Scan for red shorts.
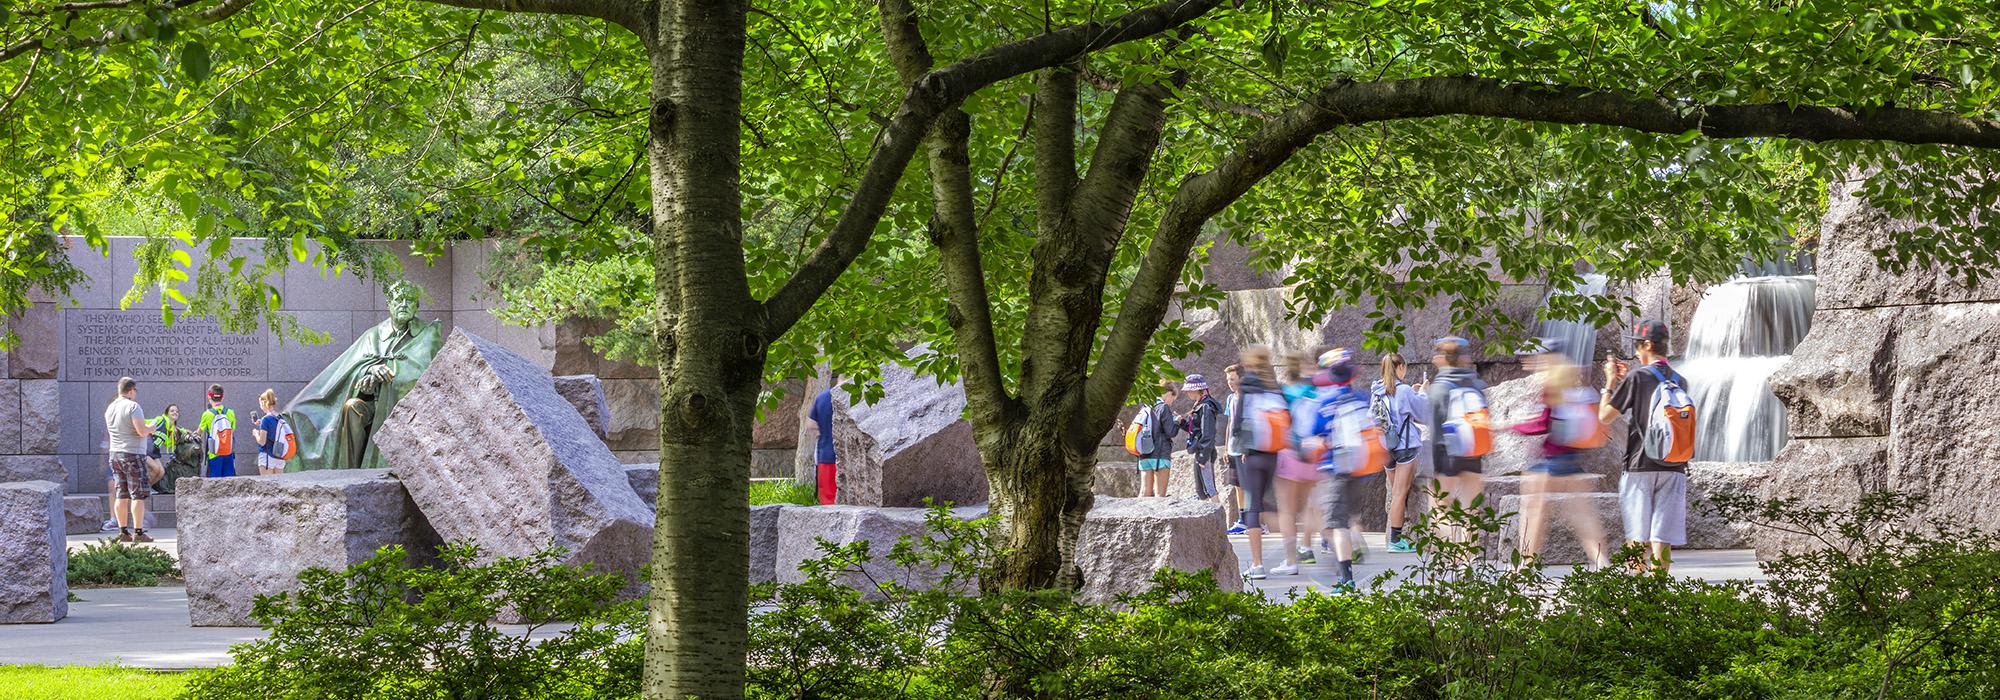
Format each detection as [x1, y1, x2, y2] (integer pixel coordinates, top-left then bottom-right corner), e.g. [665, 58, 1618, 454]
[816, 463, 836, 505]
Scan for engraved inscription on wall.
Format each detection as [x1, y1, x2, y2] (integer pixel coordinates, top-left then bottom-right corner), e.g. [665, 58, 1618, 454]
[66, 311, 268, 382]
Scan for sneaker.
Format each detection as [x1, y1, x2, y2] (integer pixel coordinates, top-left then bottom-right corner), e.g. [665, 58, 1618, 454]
[1330, 578, 1358, 592]
[1226, 522, 1248, 535]
[101, 519, 118, 532]
[117, 531, 133, 543]
[1351, 543, 1368, 565]
[1271, 562, 1300, 576]
[132, 530, 155, 544]
[1319, 536, 1333, 553]
[1387, 539, 1417, 554]
[1242, 565, 1268, 580]
[1296, 548, 1317, 564]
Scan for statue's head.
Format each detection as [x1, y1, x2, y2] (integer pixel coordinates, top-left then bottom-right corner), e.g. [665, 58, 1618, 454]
[388, 281, 421, 326]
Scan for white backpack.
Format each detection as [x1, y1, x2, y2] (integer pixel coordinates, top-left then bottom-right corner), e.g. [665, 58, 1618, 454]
[1641, 366, 1697, 463]
[1440, 382, 1493, 458]
[1549, 387, 1607, 449]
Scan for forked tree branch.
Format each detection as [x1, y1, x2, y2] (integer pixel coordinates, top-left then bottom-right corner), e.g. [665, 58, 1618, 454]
[1086, 74, 2000, 426]
[761, 0, 1229, 338]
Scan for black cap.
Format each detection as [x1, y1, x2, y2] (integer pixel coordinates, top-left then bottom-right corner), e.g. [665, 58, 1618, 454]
[1624, 320, 1670, 350]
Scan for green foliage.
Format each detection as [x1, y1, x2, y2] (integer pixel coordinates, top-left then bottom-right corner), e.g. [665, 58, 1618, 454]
[179, 544, 642, 700]
[66, 539, 180, 587]
[0, 664, 190, 699]
[748, 479, 817, 506]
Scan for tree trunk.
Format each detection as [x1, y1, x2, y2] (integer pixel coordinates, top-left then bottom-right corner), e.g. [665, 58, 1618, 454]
[641, 0, 763, 697]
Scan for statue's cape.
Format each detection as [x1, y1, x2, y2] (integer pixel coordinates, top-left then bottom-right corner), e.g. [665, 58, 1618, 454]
[284, 316, 444, 470]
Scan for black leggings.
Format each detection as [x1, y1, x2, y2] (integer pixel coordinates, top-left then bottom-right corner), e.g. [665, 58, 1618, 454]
[1239, 451, 1278, 530]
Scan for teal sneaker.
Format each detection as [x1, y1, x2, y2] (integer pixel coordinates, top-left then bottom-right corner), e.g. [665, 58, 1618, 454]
[1387, 539, 1417, 554]
[1297, 548, 1317, 564]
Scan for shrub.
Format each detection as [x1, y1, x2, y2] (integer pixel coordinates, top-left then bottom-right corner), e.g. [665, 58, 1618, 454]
[749, 478, 816, 506]
[179, 545, 642, 700]
[67, 539, 180, 587]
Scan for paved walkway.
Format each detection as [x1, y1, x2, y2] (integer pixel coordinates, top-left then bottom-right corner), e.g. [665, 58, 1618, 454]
[15, 530, 1763, 670]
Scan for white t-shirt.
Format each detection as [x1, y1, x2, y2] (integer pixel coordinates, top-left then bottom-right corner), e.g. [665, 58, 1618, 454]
[104, 396, 146, 455]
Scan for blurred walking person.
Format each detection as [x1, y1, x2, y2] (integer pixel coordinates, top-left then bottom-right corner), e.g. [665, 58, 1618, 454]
[1271, 353, 1325, 574]
[1232, 346, 1286, 580]
[1507, 340, 1610, 568]
[1425, 337, 1491, 544]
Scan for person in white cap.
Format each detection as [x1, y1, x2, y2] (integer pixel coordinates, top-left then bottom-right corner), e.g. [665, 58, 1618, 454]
[1180, 374, 1222, 503]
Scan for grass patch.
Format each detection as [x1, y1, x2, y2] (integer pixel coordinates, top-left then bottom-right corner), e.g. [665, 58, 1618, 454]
[749, 478, 816, 506]
[0, 665, 188, 699]
[67, 539, 180, 587]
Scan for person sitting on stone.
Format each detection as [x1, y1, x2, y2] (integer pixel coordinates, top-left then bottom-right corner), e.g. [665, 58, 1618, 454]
[285, 281, 445, 470]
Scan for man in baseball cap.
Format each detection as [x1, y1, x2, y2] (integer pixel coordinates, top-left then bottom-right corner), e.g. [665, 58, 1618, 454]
[1600, 319, 1691, 573]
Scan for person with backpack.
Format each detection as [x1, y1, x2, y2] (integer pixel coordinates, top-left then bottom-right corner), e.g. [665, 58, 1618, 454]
[1180, 375, 1222, 503]
[1600, 320, 1696, 573]
[1220, 365, 1247, 533]
[1271, 353, 1326, 574]
[254, 389, 299, 475]
[1307, 354, 1389, 589]
[1507, 341, 1609, 568]
[1425, 337, 1491, 543]
[1232, 345, 1285, 580]
[197, 384, 239, 478]
[1127, 380, 1181, 497]
[1371, 353, 1427, 553]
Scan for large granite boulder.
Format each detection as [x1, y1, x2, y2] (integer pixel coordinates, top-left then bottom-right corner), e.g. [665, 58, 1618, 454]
[1684, 462, 1770, 550]
[1882, 302, 2000, 527]
[0, 379, 19, 454]
[1480, 375, 1624, 486]
[0, 481, 67, 623]
[1753, 437, 1890, 558]
[19, 379, 57, 455]
[1094, 462, 1139, 498]
[178, 470, 440, 626]
[748, 504, 787, 584]
[1075, 497, 1242, 603]
[0, 455, 65, 486]
[1813, 174, 2000, 310]
[552, 375, 613, 440]
[1489, 492, 1618, 565]
[63, 495, 106, 535]
[1768, 307, 1898, 438]
[798, 353, 987, 508]
[377, 330, 654, 585]
[772, 505, 987, 597]
[624, 463, 658, 505]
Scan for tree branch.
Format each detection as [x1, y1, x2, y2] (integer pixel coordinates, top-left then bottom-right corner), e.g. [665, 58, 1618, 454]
[417, 0, 653, 42]
[874, 0, 1017, 417]
[1085, 74, 2000, 426]
[760, 0, 1228, 338]
[1033, 66, 1079, 237]
[2, 0, 253, 62]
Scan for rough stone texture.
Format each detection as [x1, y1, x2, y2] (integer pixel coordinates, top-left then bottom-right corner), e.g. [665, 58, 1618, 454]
[1205, 239, 1290, 292]
[1489, 492, 1619, 565]
[7, 303, 60, 379]
[624, 463, 658, 505]
[750, 449, 795, 479]
[1885, 302, 2000, 526]
[1768, 307, 1898, 438]
[62, 494, 105, 535]
[600, 378, 660, 452]
[1480, 375, 1624, 487]
[773, 505, 988, 597]
[1094, 462, 1139, 498]
[0, 379, 19, 455]
[799, 352, 987, 507]
[377, 330, 655, 584]
[0, 480, 67, 623]
[1754, 438, 1889, 558]
[753, 380, 805, 449]
[19, 380, 58, 455]
[1684, 462, 1770, 550]
[178, 470, 440, 626]
[1075, 497, 1243, 604]
[552, 374, 613, 439]
[1814, 176, 2000, 311]
[748, 504, 786, 584]
[0, 455, 64, 486]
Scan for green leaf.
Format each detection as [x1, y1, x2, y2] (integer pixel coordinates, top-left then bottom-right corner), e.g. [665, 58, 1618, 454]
[180, 42, 212, 85]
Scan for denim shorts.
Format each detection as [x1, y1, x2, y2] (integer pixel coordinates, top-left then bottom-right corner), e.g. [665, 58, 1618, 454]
[1527, 452, 1584, 477]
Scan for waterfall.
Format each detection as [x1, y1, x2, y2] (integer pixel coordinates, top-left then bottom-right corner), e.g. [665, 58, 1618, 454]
[1676, 275, 1817, 462]
[1536, 273, 1608, 368]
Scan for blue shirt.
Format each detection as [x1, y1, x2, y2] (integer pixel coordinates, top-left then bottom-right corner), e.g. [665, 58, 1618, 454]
[259, 414, 281, 457]
[810, 389, 836, 464]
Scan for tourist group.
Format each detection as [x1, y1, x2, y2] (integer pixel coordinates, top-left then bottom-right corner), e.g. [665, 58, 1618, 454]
[1126, 320, 1695, 588]
[99, 380, 299, 543]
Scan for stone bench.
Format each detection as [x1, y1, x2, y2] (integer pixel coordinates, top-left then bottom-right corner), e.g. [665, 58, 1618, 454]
[1075, 497, 1241, 603]
[178, 470, 440, 626]
[773, 505, 988, 597]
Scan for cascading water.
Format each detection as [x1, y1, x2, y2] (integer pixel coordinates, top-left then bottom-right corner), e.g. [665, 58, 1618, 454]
[1536, 273, 1608, 368]
[1676, 273, 1817, 462]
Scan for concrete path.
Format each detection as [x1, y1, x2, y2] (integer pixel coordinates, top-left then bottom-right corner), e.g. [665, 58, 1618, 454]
[13, 530, 1763, 670]
[67, 528, 180, 558]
